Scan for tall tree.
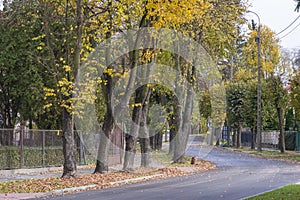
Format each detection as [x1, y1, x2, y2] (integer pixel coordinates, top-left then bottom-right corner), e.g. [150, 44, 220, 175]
[0, 0, 45, 128]
[267, 76, 289, 153]
[33, 0, 88, 178]
[227, 82, 247, 148]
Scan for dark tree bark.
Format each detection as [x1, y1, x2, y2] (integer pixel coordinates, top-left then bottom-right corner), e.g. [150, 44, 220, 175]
[251, 127, 255, 150]
[168, 112, 176, 155]
[61, 0, 83, 178]
[122, 20, 153, 171]
[277, 107, 285, 153]
[140, 90, 151, 168]
[94, 110, 114, 173]
[61, 107, 77, 178]
[123, 54, 151, 171]
[237, 121, 242, 148]
[173, 66, 195, 163]
[94, 6, 114, 173]
[232, 130, 237, 147]
[123, 86, 145, 171]
[270, 76, 287, 153]
[94, 74, 114, 173]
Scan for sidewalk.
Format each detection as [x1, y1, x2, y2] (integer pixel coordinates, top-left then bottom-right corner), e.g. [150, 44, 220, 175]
[0, 192, 45, 200]
[0, 165, 94, 183]
[0, 165, 94, 200]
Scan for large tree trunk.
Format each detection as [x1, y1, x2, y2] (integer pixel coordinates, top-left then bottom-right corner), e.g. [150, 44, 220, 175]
[173, 66, 194, 163]
[123, 23, 153, 171]
[237, 121, 242, 148]
[168, 112, 176, 155]
[140, 90, 151, 168]
[277, 107, 285, 153]
[62, 107, 77, 178]
[94, 19, 114, 173]
[232, 130, 237, 147]
[123, 87, 144, 171]
[227, 126, 231, 146]
[61, 0, 82, 178]
[172, 106, 184, 163]
[123, 62, 151, 171]
[94, 113, 114, 173]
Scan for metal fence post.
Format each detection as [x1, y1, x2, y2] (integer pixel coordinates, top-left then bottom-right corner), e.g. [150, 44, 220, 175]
[7, 130, 12, 169]
[20, 126, 24, 168]
[296, 132, 300, 152]
[42, 131, 45, 167]
[77, 131, 82, 165]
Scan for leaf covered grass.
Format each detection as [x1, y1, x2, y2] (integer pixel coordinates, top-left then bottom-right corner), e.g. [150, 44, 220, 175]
[0, 150, 215, 194]
[224, 146, 300, 163]
[151, 150, 194, 167]
[247, 184, 300, 200]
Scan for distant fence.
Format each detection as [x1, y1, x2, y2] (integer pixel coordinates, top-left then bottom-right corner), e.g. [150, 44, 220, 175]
[261, 131, 279, 148]
[240, 130, 300, 150]
[0, 127, 123, 170]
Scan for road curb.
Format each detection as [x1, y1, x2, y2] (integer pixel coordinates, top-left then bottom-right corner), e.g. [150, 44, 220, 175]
[47, 184, 99, 196]
[108, 174, 163, 185]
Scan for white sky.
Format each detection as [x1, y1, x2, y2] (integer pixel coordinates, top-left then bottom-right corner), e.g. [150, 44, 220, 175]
[249, 0, 300, 50]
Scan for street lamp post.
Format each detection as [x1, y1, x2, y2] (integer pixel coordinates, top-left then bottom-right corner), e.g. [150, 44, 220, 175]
[248, 10, 262, 152]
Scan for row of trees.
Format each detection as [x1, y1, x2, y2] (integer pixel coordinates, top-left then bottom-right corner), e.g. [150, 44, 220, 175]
[226, 23, 300, 153]
[0, 0, 300, 178]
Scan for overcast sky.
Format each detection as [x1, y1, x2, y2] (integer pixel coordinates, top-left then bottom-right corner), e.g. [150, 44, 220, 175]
[250, 0, 300, 50]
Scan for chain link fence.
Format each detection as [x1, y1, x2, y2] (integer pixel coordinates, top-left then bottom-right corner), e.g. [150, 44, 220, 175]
[0, 128, 123, 170]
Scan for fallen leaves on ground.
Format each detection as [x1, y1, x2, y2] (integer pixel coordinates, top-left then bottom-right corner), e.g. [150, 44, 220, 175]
[0, 160, 216, 194]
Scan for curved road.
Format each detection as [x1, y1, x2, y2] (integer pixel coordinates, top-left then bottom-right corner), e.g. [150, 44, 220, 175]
[42, 136, 300, 200]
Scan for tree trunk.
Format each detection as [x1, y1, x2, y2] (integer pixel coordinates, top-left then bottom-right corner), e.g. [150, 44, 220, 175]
[277, 107, 285, 153]
[168, 113, 176, 155]
[140, 90, 151, 168]
[157, 132, 163, 150]
[94, 47, 114, 173]
[173, 66, 194, 163]
[232, 130, 237, 147]
[94, 110, 114, 173]
[93, 0, 115, 173]
[61, 107, 77, 178]
[227, 127, 231, 146]
[237, 121, 242, 148]
[251, 127, 255, 150]
[61, 0, 82, 178]
[123, 86, 145, 171]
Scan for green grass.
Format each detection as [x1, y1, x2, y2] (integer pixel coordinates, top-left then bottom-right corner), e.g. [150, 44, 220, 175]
[223, 146, 300, 163]
[260, 150, 287, 155]
[224, 146, 289, 155]
[247, 185, 300, 200]
[282, 156, 300, 161]
[151, 150, 193, 167]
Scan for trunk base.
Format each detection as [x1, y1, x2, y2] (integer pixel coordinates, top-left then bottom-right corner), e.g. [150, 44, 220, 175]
[94, 160, 109, 174]
[61, 170, 77, 178]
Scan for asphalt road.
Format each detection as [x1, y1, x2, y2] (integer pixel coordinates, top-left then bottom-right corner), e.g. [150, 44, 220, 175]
[40, 136, 300, 200]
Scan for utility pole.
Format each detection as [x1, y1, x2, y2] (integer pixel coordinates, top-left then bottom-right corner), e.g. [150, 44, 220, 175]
[248, 11, 262, 152]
